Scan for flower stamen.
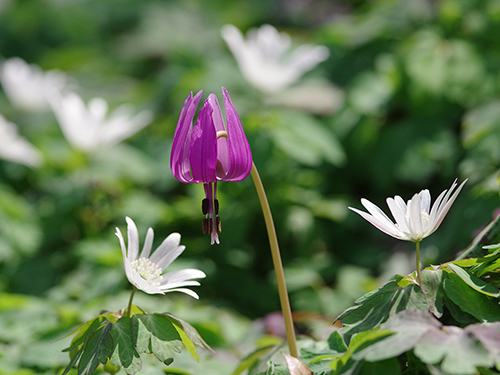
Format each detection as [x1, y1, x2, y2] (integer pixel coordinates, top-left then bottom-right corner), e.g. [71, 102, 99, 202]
[130, 258, 163, 287]
[216, 130, 228, 139]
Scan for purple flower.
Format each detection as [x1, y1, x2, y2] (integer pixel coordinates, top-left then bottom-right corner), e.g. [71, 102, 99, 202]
[170, 87, 252, 244]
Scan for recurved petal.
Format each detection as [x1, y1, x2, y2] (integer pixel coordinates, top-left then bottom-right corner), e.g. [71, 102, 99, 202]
[189, 104, 217, 183]
[221, 87, 252, 181]
[349, 206, 403, 239]
[360, 199, 397, 229]
[125, 216, 140, 262]
[170, 90, 203, 183]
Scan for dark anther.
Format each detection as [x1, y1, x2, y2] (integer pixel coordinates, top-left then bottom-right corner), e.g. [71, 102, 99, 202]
[202, 198, 209, 215]
[216, 217, 222, 233]
[214, 199, 219, 215]
[202, 218, 212, 234]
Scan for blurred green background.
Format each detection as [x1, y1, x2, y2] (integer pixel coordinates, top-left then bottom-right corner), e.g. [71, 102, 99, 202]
[0, 0, 499, 374]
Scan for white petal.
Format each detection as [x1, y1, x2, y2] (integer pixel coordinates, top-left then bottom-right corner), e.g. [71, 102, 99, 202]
[360, 199, 398, 229]
[116, 227, 133, 283]
[164, 288, 200, 299]
[161, 269, 206, 285]
[140, 227, 154, 259]
[408, 193, 424, 240]
[419, 190, 431, 214]
[429, 179, 467, 234]
[349, 207, 405, 240]
[387, 197, 409, 233]
[150, 232, 184, 269]
[125, 216, 139, 262]
[0, 115, 43, 167]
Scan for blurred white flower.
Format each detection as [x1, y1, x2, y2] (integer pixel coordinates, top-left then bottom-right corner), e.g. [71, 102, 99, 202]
[0, 114, 43, 167]
[349, 179, 467, 242]
[221, 24, 330, 92]
[49, 92, 152, 152]
[116, 216, 206, 298]
[0, 57, 69, 111]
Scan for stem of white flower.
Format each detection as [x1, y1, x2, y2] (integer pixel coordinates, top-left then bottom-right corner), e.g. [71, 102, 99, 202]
[250, 162, 298, 358]
[415, 241, 422, 286]
[125, 287, 137, 318]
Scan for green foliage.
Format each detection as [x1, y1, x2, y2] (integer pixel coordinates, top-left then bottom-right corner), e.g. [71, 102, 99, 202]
[61, 308, 210, 375]
[1, 0, 500, 374]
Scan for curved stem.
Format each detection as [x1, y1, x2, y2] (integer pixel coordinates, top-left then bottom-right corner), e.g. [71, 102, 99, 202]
[415, 241, 422, 286]
[250, 162, 298, 358]
[126, 287, 137, 318]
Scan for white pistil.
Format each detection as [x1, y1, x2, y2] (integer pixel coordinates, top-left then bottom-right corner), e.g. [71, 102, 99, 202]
[130, 258, 163, 287]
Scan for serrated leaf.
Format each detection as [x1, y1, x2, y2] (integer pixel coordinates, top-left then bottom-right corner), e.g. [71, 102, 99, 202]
[132, 314, 182, 364]
[445, 263, 499, 297]
[329, 329, 393, 373]
[328, 331, 347, 353]
[110, 317, 142, 375]
[61, 346, 83, 375]
[78, 323, 113, 375]
[443, 272, 500, 322]
[164, 313, 213, 361]
[337, 275, 429, 336]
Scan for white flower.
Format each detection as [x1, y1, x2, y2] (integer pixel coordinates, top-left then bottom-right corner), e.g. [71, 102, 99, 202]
[0, 57, 68, 111]
[349, 179, 467, 242]
[116, 217, 206, 298]
[0, 114, 43, 167]
[49, 92, 152, 152]
[221, 24, 329, 93]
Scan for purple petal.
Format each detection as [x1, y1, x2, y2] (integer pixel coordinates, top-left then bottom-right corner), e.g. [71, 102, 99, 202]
[207, 94, 230, 178]
[170, 90, 203, 183]
[189, 103, 217, 183]
[221, 87, 252, 181]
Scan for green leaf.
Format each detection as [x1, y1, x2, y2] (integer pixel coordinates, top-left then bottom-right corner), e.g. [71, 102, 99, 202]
[164, 314, 212, 361]
[270, 110, 345, 167]
[353, 310, 441, 362]
[231, 345, 280, 375]
[336, 275, 430, 336]
[132, 314, 182, 363]
[329, 329, 394, 374]
[420, 267, 444, 318]
[78, 323, 113, 375]
[336, 280, 399, 335]
[61, 346, 83, 375]
[414, 324, 492, 374]
[328, 331, 347, 353]
[109, 317, 142, 375]
[355, 358, 401, 375]
[443, 272, 500, 322]
[445, 263, 499, 297]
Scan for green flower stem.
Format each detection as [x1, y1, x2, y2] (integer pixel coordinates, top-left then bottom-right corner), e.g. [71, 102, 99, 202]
[250, 162, 298, 358]
[125, 286, 137, 318]
[415, 241, 422, 286]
